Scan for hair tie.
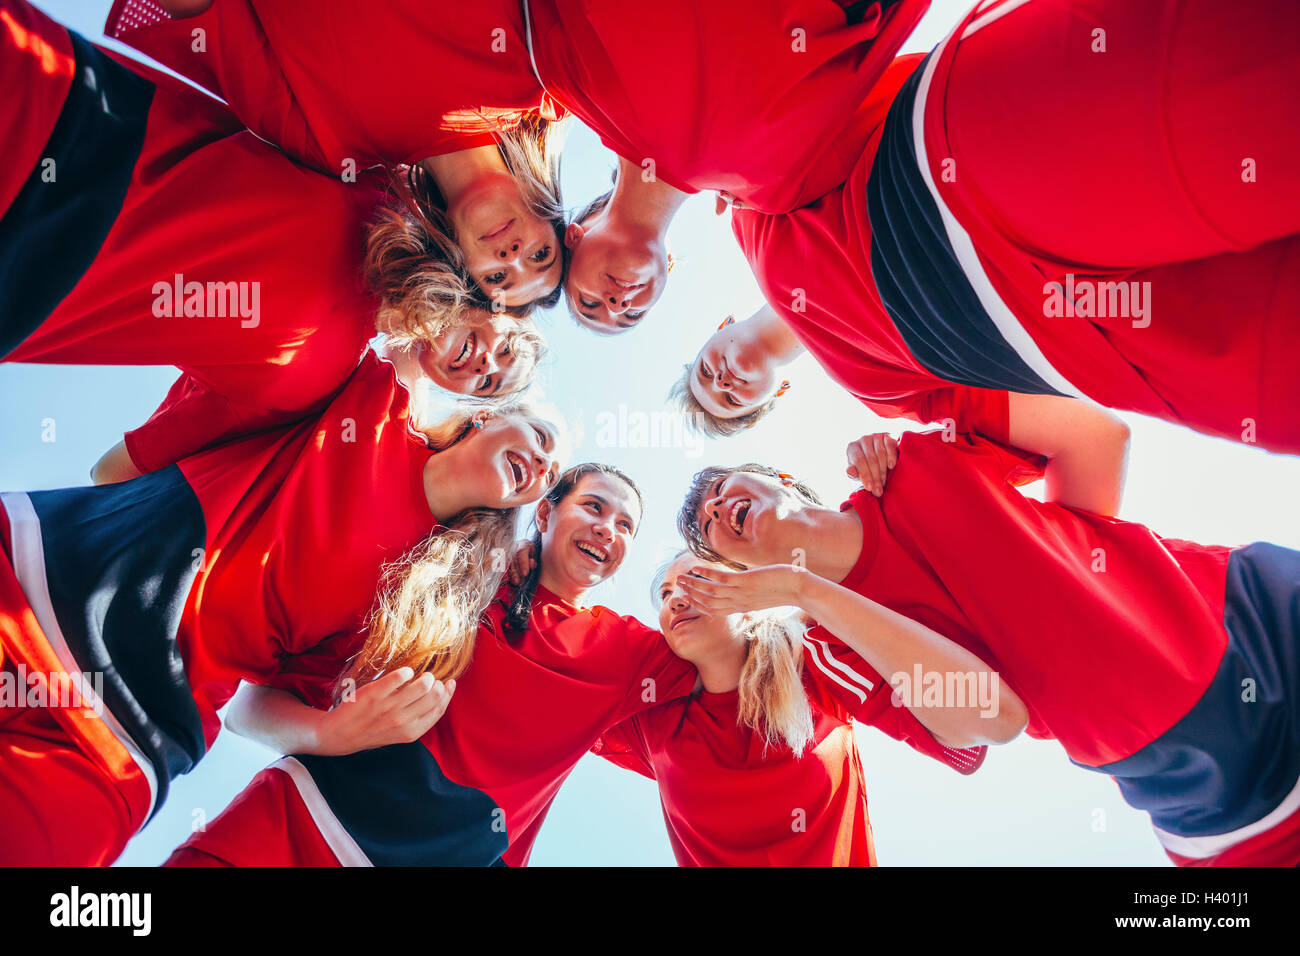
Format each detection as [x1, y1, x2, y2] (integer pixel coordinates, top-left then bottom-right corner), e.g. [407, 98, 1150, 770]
[777, 472, 796, 488]
[776, 380, 791, 397]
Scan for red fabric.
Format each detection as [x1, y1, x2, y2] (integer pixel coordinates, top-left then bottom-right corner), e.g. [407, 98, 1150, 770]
[0, 689, 143, 866]
[4, 16, 383, 468]
[528, 0, 929, 213]
[170, 589, 698, 866]
[105, 0, 554, 171]
[173, 352, 439, 743]
[0, 0, 74, 218]
[592, 670, 879, 866]
[731, 53, 1013, 439]
[166, 766, 341, 867]
[833, 431, 1232, 768]
[1165, 802, 1300, 867]
[923, 0, 1300, 452]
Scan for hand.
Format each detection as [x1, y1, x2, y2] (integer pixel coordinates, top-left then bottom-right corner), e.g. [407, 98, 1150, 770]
[846, 432, 899, 497]
[713, 190, 748, 215]
[675, 564, 804, 616]
[507, 539, 537, 586]
[318, 667, 455, 755]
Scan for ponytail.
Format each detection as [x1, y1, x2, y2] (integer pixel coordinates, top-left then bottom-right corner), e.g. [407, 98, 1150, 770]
[735, 612, 816, 756]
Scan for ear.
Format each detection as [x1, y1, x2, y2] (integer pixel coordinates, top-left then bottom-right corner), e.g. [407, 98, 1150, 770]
[469, 409, 492, 431]
[563, 222, 584, 249]
[535, 496, 554, 533]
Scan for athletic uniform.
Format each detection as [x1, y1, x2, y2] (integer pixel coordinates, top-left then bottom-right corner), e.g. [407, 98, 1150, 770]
[524, 0, 929, 213]
[104, 0, 561, 173]
[1, 0, 385, 470]
[0, 352, 444, 865]
[740, 0, 1300, 452]
[592, 636, 984, 866]
[828, 429, 1300, 865]
[163, 586, 698, 866]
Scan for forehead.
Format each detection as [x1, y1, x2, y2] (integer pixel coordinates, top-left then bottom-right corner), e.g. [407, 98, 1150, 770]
[570, 472, 640, 518]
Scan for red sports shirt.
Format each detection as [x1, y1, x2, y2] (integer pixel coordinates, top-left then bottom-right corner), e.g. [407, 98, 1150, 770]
[528, 0, 929, 213]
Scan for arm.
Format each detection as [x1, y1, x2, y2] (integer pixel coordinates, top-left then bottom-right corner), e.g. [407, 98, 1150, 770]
[225, 669, 454, 756]
[1006, 393, 1130, 516]
[678, 566, 1028, 749]
[90, 440, 144, 485]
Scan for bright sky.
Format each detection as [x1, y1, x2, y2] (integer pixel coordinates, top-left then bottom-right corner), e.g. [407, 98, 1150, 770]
[5, 0, 1299, 866]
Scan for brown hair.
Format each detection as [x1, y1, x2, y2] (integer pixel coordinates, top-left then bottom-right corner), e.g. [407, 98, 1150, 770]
[676, 464, 823, 569]
[668, 363, 779, 438]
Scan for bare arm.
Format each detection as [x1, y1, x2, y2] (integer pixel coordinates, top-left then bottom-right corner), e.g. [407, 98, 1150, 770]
[225, 669, 454, 756]
[678, 566, 1028, 748]
[1006, 393, 1130, 516]
[90, 440, 144, 485]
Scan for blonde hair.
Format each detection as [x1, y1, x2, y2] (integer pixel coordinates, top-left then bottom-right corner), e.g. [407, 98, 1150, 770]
[655, 554, 815, 754]
[668, 363, 778, 438]
[365, 116, 567, 325]
[338, 401, 553, 693]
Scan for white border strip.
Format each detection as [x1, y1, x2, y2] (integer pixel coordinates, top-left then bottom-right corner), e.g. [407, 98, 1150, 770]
[1, 491, 159, 819]
[272, 757, 374, 867]
[909, 21, 1087, 400]
[962, 0, 1035, 38]
[804, 638, 873, 703]
[1153, 768, 1300, 859]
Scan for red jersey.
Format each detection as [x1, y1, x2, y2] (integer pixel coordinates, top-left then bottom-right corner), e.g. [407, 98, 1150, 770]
[5, 1, 384, 470]
[167, 587, 699, 867]
[527, 0, 929, 213]
[592, 634, 982, 866]
[105, 0, 559, 171]
[836, 430, 1233, 768]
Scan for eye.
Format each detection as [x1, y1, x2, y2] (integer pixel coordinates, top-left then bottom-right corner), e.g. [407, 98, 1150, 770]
[476, 376, 494, 394]
[618, 520, 633, 533]
[530, 244, 552, 263]
[725, 393, 743, 408]
[700, 362, 713, 381]
[498, 342, 513, 358]
[580, 295, 600, 310]
[585, 501, 601, 513]
[532, 424, 550, 449]
[484, 271, 506, 285]
[624, 310, 645, 321]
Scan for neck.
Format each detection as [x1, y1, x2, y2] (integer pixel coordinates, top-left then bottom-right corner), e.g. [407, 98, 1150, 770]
[788, 507, 865, 584]
[692, 637, 748, 694]
[536, 558, 587, 607]
[421, 447, 481, 523]
[421, 145, 505, 203]
[608, 156, 689, 238]
[748, 303, 804, 366]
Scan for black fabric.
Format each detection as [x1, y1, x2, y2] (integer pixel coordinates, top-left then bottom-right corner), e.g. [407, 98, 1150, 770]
[29, 466, 208, 816]
[0, 28, 154, 358]
[296, 745, 511, 867]
[1096, 543, 1300, 838]
[867, 52, 1062, 396]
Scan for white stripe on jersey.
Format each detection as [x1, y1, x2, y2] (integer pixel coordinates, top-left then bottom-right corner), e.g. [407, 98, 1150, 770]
[909, 21, 1088, 401]
[272, 757, 374, 867]
[803, 637, 875, 704]
[1, 491, 160, 821]
[962, 0, 1035, 38]
[1153, 768, 1300, 859]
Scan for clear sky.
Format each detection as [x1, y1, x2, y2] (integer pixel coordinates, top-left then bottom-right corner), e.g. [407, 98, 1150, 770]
[6, 0, 1299, 866]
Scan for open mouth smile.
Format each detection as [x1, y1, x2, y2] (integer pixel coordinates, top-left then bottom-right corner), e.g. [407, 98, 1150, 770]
[728, 498, 751, 536]
[450, 331, 478, 372]
[575, 539, 610, 565]
[505, 450, 528, 492]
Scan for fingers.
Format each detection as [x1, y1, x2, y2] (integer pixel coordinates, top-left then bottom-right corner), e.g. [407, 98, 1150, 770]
[846, 433, 899, 497]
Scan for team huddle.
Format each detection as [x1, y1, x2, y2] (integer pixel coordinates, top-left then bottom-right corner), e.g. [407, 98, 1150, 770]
[1, 0, 1298, 867]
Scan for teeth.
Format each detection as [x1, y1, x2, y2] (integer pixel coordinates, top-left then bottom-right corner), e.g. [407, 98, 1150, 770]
[506, 451, 524, 487]
[728, 498, 750, 535]
[576, 541, 609, 563]
[450, 332, 476, 371]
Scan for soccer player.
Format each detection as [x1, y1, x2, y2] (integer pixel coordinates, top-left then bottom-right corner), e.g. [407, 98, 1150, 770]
[0, 348, 562, 865]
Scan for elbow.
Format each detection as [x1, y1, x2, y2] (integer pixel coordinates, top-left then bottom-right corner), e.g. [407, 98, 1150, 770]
[985, 681, 1029, 745]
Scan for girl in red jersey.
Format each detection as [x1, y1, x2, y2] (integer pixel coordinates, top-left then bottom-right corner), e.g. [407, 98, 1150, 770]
[104, 0, 929, 328]
[1, 0, 548, 472]
[732, 0, 1300, 454]
[591, 550, 1021, 866]
[161, 463, 703, 866]
[676, 412, 1300, 866]
[0, 348, 563, 865]
[105, 0, 566, 309]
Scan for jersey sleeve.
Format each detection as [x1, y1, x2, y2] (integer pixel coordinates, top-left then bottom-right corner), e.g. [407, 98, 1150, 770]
[612, 612, 698, 720]
[802, 630, 987, 775]
[261, 632, 358, 711]
[862, 385, 1012, 445]
[590, 715, 657, 781]
[123, 373, 252, 474]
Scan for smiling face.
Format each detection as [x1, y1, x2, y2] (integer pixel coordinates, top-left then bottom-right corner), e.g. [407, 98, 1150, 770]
[563, 210, 668, 333]
[444, 414, 561, 510]
[689, 322, 782, 419]
[537, 471, 643, 596]
[420, 310, 536, 398]
[694, 470, 807, 568]
[656, 553, 739, 663]
[446, 169, 561, 307]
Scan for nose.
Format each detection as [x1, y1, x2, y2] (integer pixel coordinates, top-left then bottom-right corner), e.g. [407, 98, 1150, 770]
[668, 589, 690, 612]
[472, 348, 499, 376]
[496, 240, 523, 263]
[532, 449, 554, 485]
[705, 495, 725, 528]
[590, 519, 614, 543]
